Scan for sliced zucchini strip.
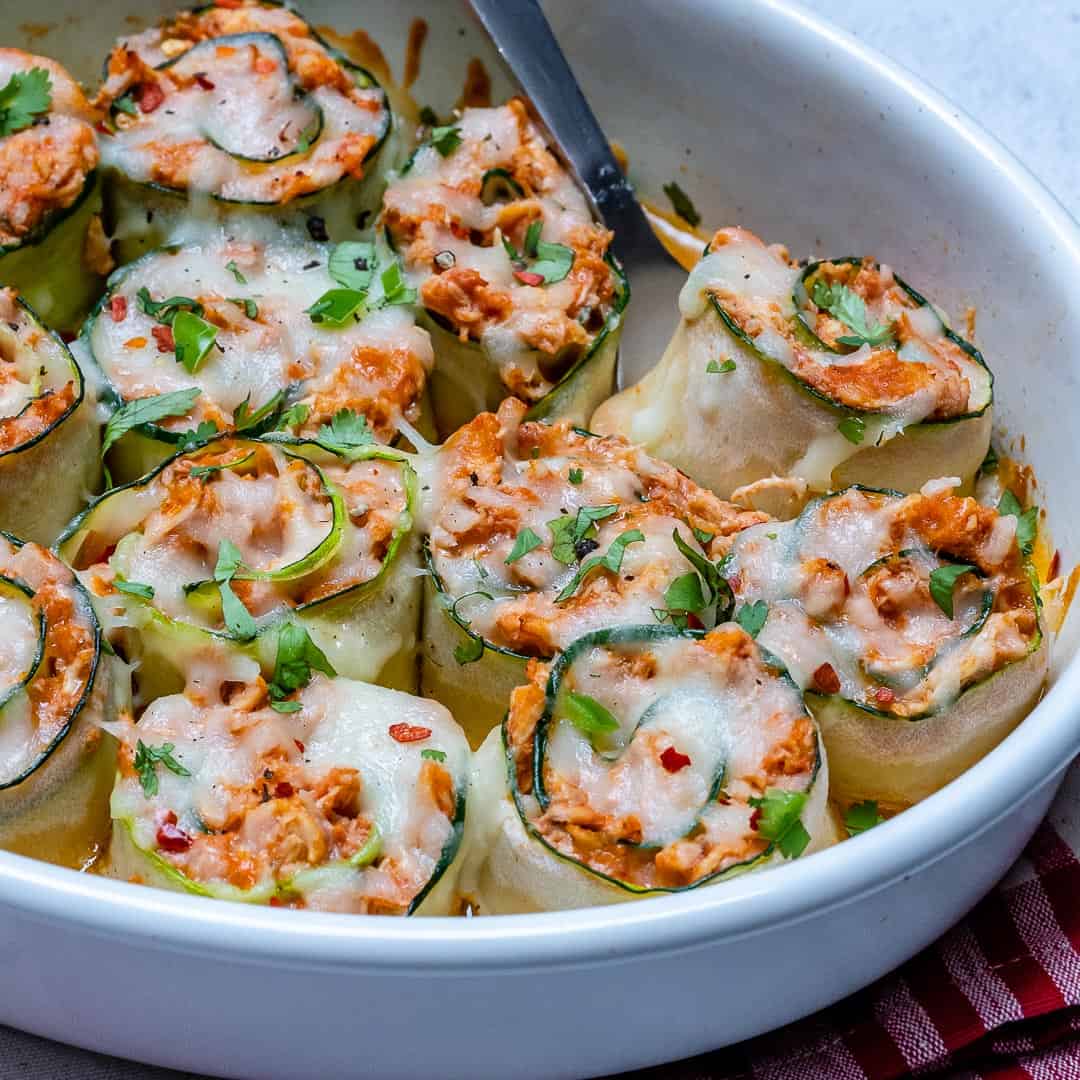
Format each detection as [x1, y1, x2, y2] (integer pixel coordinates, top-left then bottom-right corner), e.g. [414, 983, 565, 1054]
[107, 668, 469, 914]
[381, 99, 628, 435]
[85, 234, 433, 483]
[0, 532, 126, 866]
[724, 483, 1047, 805]
[57, 436, 421, 697]
[0, 290, 100, 545]
[0, 49, 105, 332]
[593, 228, 993, 507]
[459, 624, 835, 914]
[98, 0, 398, 262]
[420, 398, 766, 745]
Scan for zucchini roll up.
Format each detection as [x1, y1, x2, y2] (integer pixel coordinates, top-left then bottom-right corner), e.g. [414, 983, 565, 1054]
[422, 398, 766, 744]
[0, 49, 106, 332]
[0, 289, 99, 545]
[724, 483, 1047, 805]
[58, 436, 421, 699]
[594, 228, 993, 513]
[381, 100, 628, 435]
[462, 625, 835, 913]
[108, 657, 469, 914]
[99, 0, 396, 263]
[85, 233, 432, 483]
[0, 532, 126, 866]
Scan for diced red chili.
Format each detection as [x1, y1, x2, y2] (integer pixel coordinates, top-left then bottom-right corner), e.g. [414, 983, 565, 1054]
[194, 73, 216, 91]
[513, 270, 545, 287]
[268, 896, 284, 907]
[253, 55, 277, 75]
[389, 723, 432, 743]
[684, 613, 705, 631]
[136, 82, 165, 114]
[1050, 549, 1062, 580]
[749, 808, 762, 831]
[109, 295, 128, 323]
[156, 811, 192, 853]
[659, 746, 692, 773]
[294, 739, 305, 754]
[812, 662, 841, 695]
[274, 781, 294, 799]
[873, 686, 896, 706]
[151, 324, 175, 353]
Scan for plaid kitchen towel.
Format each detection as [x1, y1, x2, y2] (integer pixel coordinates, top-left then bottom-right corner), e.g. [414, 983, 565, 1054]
[625, 760, 1080, 1080]
[3, 763, 1080, 1080]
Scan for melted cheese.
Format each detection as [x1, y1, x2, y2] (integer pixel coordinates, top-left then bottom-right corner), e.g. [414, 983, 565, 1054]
[90, 233, 433, 440]
[112, 672, 468, 912]
[729, 486, 1038, 715]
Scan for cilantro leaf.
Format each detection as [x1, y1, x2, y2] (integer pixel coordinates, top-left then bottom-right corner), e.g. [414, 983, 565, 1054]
[135, 288, 203, 325]
[749, 789, 809, 858]
[505, 526, 542, 565]
[232, 392, 282, 433]
[998, 490, 1038, 557]
[225, 260, 247, 284]
[316, 409, 374, 455]
[421, 748, 447, 762]
[102, 389, 201, 459]
[175, 419, 219, 451]
[530, 241, 574, 284]
[844, 799, 884, 837]
[276, 403, 310, 431]
[928, 563, 977, 619]
[172, 310, 218, 374]
[562, 690, 619, 743]
[706, 358, 736, 374]
[306, 288, 367, 326]
[662, 181, 700, 227]
[555, 529, 644, 603]
[133, 739, 190, 798]
[524, 220, 542, 259]
[568, 467, 584, 485]
[115, 578, 155, 600]
[671, 528, 732, 618]
[430, 124, 462, 157]
[328, 241, 376, 291]
[735, 599, 769, 638]
[227, 297, 258, 320]
[378, 261, 417, 306]
[837, 415, 866, 445]
[213, 540, 255, 639]
[664, 571, 706, 615]
[268, 622, 336, 704]
[692, 527, 714, 546]
[811, 279, 894, 348]
[453, 634, 484, 665]
[547, 515, 578, 565]
[0, 68, 52, 137]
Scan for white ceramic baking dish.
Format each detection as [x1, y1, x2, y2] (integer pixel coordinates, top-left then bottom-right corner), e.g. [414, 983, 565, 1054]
[2, 1, 1079, 1076]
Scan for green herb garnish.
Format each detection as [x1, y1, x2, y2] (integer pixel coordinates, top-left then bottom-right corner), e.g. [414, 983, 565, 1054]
[227, 297, 258, 320]
[562, 690, 619, 743]
[102, 389, 201, 460]
[555, 529, 644, 603]
[316, 408, 374, 454]
[837, 415, 866, 445]
[214, 540, 256, 640]
[749, 789, 810, 858]
[928, 563, 977, 619]
[997, 490, 1038, 558]
[172, 311, 219, 374]
[735, 599, 768, 638]
[135, 288, 204, 325]
[811, 279, 894, 348]
[568, 467, 584, 485]
[306, 288, 367, 326]
[662, 180, 700, 227]
[0, 68, 51, 137]
[430, 124, 462, 157]
[115, 578, 155, 600]
[844, 799, 885, 837]
[225, 260, 247, 284]
[706, 358, 736, 374]
[421, 748, 447, 762]
[134, 739, 190, 798]
[268, 621, 336, 706]
[505, 526, 542, 565]
[328, 241, 376, 291]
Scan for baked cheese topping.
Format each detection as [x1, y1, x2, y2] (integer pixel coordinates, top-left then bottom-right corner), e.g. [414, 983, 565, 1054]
[0, 533, 97, 784]
[99, 1, 387, 205]
[680, 228, 991, 427]
[382, 100, 620, 401]
[69, 438, 411, 637]
[428, 398, 766, 657]
[91, 235, 432, 441]
[0, 49, 98, 249]
[506, 625, 819, 890]
[726, 484, 1039, 717]
[111, 670, 468, 913]
[0, 288, 82, 454]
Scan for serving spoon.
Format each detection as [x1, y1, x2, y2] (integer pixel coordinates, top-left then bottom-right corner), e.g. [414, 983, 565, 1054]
[466, 0, 688, 386]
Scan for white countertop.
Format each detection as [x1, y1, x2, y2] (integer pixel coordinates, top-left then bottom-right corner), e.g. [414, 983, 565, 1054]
[1, 3, 1077, 1077]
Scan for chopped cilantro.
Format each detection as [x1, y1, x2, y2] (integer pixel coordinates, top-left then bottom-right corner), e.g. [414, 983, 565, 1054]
[735, 599, 768, 638]
[749, 789, 810, 858]
[225, 260, 247, 284]
[276, 403, 310, 431]
[837, 415, 866, 445]
[102, 389, 201, 460]
[505, 526, 543, 564]
[115, 578, 154, 600]
[328, 241, 376, 291]
[530, 241, 575, 284]
[134, 739, 190, 798]
[453, 634, 484, 665]
[844, 799, 885, 837]
[227, 297, 258, 319]
[811, 278, 894, 348]
[430, 124, 462, 157]
[568, 467, 584, 485]
[662, 180, 700, 227]
[0, 67, 51, 137]
[928, 563, 976, 619]
[998, 490, 1038, 557]
[306, 288, 366, 327]
[379, 261, 418, 306]
[555, 529, 644, 603]
[562, 690, 619, 743]
[706, 358, 736, 374]
[214, 540, 255, 640]
[316, 409, 374, 455]
[268, 621, 336, 706]
[421, 748, 447, 762]
[172, 311, 218, 374]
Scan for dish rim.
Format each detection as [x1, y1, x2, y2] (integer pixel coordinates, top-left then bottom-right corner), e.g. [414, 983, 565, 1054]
[2, 0, 1079, 972]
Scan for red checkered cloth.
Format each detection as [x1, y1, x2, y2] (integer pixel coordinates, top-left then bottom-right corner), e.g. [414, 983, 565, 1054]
[630, 763, 1080, 1080]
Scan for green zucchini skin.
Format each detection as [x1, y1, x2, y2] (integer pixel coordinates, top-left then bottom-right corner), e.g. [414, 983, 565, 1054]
[422, 254, 629, 439]
[0, 172, 106, 334]
[458, 624, 836, 914]
[106, 673, 469, 914]
[99, 4, 402, 266]
[0, 296, 101, 547]
[724, 485, 1047, 806]
[593, 247, 992, 509]
[56, 436, 422, 697]
[0, 533, 129, 868]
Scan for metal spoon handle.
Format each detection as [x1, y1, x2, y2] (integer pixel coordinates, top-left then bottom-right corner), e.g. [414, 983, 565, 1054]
[465, 0, 660, 264]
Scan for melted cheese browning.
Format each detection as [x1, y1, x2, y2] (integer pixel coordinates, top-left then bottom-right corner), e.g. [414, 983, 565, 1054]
[679, 228, 991, 423]
[98, 1, 387, 205]
[0, 49, 98, 249]
[382, 100, 618, 400]
[0, 534, 96, 783]
[112, 671, 467, 912]
[729, 485, 1040, 717]
[429, 398, 766, 657]
[506, 626, 818, 890]
[72, 439, 410, 635]
[0, 289, 81, 453]
[91, 236, 432, 440]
